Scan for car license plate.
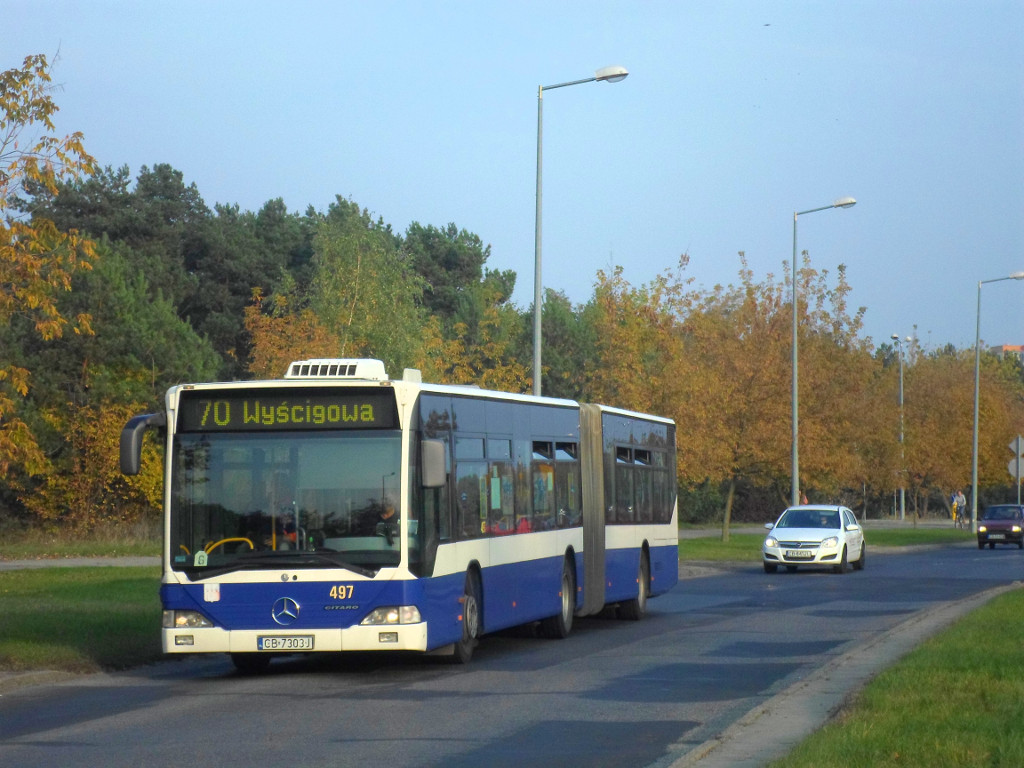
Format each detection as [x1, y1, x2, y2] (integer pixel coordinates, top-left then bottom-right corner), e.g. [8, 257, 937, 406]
[257, 635, 314, 651]
[785, 550, 814, 559]
[989, 534, 1006, 540]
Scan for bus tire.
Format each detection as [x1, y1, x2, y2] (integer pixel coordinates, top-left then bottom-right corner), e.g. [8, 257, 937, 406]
[453, 570, 481, 664]
[619, 552, 649, 621]
[540, 556, 576, 639]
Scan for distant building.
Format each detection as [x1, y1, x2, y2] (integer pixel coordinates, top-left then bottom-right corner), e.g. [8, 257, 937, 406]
[992, 345, 1024, 363]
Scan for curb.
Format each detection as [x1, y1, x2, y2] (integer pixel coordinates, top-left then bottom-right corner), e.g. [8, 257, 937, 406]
[0, 670, 79, 695]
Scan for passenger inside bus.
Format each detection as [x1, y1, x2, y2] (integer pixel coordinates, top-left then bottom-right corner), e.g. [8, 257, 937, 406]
[375, 495, 399, 545]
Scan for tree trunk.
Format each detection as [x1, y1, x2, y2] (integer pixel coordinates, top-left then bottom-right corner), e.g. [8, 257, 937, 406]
[721, 477, 736, 542]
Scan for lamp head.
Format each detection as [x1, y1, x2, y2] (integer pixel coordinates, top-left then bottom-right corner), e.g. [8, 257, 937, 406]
[891, 334, 899, 341]
[833, 197, 857, 209]
[1011, 271, 1024, 280]
[595, 65, 629, 83]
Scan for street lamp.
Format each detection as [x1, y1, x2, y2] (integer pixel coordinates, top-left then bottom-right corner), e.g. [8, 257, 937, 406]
[970, 270, 1024, 532]
[791, 197, 857, 506]
[533, 65, 629, 396]
[891, 333, 911, 520]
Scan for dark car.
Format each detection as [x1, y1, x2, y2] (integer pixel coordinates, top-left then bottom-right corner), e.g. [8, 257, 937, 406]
[977, 504, 1024, 549]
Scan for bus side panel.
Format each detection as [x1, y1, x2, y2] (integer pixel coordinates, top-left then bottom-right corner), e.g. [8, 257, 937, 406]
[648, 542, 679, 597]
[428, 532, 584, 640]
[603, 546, 641, 604]
[418, 570, 468, 650]
[603, 525, 679, 604]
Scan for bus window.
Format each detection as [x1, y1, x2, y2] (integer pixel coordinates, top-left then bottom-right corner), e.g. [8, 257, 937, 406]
[487, 462, 515, 534]
[455, 460, 487, 538]
[555, 442, 581, 527]
[636, 468, 653, 522]
[532, 463, 555, 528]
[614, 447, 634, 523]
[652, 451, 674, 523]
[531, 441, 555, 529]
[488, 438, 512, 460]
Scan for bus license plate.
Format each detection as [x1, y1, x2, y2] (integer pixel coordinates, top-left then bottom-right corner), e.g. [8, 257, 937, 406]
[785, 550, 814, 559]
[257, 635, 314, 651]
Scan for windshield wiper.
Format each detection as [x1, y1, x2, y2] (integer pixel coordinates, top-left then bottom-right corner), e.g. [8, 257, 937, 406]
[183, 550, 376, 579]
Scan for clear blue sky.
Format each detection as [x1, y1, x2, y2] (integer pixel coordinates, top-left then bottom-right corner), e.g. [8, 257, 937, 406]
[7, 0, 1023, 351]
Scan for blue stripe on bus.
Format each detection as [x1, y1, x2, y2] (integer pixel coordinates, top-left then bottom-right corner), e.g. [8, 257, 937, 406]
[161, 543, 676, 651]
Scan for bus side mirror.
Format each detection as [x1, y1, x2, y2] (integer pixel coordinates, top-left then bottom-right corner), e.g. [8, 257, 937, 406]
[120, 412, 166, 475]
[421, 439, 447, 488]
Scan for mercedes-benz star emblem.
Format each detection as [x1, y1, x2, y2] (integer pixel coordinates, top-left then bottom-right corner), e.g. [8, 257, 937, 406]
[271, 597, 300, 626]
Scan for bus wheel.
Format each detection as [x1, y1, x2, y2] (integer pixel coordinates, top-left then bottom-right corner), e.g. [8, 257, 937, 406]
[540, 556, 575, 639]
[231, 653, 271, 674]
[619, 552, 649, 621]
[453, 570, 481, 664]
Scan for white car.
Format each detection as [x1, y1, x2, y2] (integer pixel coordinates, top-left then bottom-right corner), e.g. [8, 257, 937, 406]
[762, 504, 865, 574]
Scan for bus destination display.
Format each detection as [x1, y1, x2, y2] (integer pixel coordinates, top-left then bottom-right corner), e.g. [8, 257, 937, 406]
[177, 390, 397, 432]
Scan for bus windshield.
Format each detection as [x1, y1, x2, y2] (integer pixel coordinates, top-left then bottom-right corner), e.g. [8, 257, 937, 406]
[170, 430, 403, 575]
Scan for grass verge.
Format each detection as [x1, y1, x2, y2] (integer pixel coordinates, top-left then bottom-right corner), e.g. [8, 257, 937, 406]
[0, 527, 160, 560]
[680, 527, 974, 562]
[770, 587, 1024, 767]
[0, 566, 162, 672]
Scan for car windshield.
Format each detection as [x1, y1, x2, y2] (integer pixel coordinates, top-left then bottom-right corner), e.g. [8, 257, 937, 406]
[776, 509, 840, 529]
[982, 506, 1022, 521]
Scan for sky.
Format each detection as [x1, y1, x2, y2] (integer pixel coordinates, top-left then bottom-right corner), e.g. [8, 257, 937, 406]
[6, 0, 1024, 351]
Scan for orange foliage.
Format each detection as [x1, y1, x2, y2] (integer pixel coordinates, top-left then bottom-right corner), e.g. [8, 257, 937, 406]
[1, 53, 97, 487]
[23, 401, 161, 530]
[244, 289, 339, 379]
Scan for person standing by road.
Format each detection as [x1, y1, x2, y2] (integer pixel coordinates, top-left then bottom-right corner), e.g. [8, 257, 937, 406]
[955, 489, 968, 525]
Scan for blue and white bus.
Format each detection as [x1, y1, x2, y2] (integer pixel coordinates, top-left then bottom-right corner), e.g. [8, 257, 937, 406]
[120, 359, 678, 670]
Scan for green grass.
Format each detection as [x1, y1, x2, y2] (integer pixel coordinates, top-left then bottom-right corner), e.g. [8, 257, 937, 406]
[770, 588, 1024, 767]
[0, 528, 160, 560]
[681, 534, 767, 561]
[680, 526, 974, 561]
[0, 567, 163, 672]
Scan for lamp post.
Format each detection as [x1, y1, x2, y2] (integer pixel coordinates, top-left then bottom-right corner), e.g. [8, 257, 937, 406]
[791, 197, 857, 506]
[891, 333, 910, 520]
[970, 271, 1024, 532]
[533, 65, 628, 396]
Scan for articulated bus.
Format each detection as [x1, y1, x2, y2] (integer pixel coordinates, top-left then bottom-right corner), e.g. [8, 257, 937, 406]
[120, 359, 678, 671]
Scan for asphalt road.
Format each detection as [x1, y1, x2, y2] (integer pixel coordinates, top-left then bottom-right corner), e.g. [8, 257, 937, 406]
[1, 541, 1021, 768]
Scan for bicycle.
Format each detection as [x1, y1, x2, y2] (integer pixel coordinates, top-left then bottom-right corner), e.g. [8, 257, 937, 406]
[954, 507, 972, 530]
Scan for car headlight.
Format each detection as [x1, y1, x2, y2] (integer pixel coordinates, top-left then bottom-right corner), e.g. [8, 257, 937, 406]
[764, 536, 779, 548]
[163, 610, 213, 629]
[978, 525, 987, 533]
[360, 606, 422, 625]
[1013, 526, 1022, 533]
[821, 536, 839, 548]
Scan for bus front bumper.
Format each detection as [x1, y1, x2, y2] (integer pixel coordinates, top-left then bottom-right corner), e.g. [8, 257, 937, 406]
[162, 623, 429, 655]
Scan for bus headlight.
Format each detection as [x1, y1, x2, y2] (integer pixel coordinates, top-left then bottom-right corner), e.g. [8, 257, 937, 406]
[163, 610, 213, 629]
[360, 606, 422, 625]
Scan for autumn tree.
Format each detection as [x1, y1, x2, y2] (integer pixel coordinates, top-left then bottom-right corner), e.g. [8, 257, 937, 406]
[587, 264, 695, 416]
[1, 54, 96, 495]
[791, 258, 877, 501]
[414, 289, 530, 392]
[244, 286, 338, 379]
[679, 258, 793, 538]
